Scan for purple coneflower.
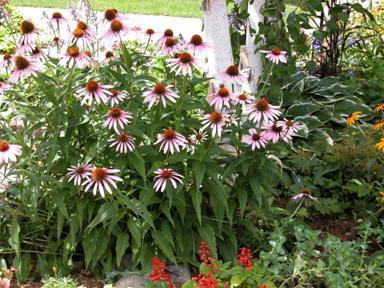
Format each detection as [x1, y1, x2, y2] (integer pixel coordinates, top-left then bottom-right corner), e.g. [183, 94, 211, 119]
[66, 163, 92, 186]
[277, 119, 301, 139]
[59, 47, 91, 68]
[108, 133, 135, 153]
[0, 82, 11, 96]
[104, 107, 132, 133]
[201, 111, 228, 137]
[108, 90, 127, 106]
[49, 11, 67, 25]
[0, 53, 13, 70]
[166, 52, 200, 76]
[218, 65, 246, 85]
[158, 28, 174, 44]
[9, 56, 43, 83]
[208, 86, 234, 110]
[100, 19, 129, 48]
[155, 129, 187, 154]
[190, 128, 208, 145]
[0, 140, 22, 165]
[260, 48, 287, 64]
[241, 129, 268, 150]
[77, 79, 112, 105]
[291, 188, 318, 204]
[18, 20, 38, 45]
[83, 167, 123, 198]
[143, 83, 179, 108]
[262, 122, 285, 143]
[160, 37, 180, 55]
[153, 168, 183, 192]
[69, 28, 92, 49]
[234, 92, 254, 105]
[102, 51, 117, 64]
[245, 98, 281, 124]
[186, 34, 210, 54]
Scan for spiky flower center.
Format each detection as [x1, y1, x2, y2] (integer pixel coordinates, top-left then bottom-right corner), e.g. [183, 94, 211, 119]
[256, 99, 269, 112]
[104, 9, 117, 20]
[196, 133, 203, 140]
[111, 90, 119, 97]
[218, 87, 229, 98]
[154, 83, 166, 95]
[302, 188, 311, 194]
[271, 47, 281, 55]
[73, 28, 85, 38]
[75, 167, 85, 174]
[210, 112, 223, 124]
[77, 21, 88, 30]
[84, 50, 92, 57]
[86, 80, 99, 93]
[0, 140, 10, 152]
[146, 28, 155, 35]
[110, 20, 123, 32]
[68, 47, 80, 57]
[190, 34, 203, 46]
[14, 56, 29, 70]
[164, 29, 173, 37]
[3, 53, 11, 61]
[179, 52, 192, 64]
[110, 107, 122, 118]
[52, 12, 63, 19]
[105, 51, 114, 58]
[286, 120, 294, 127]
[163, 130, 176, 140]
[118, 134, 129, 142]
[252, 133, 261, 141]
[272, 124, 283, 133]
[53, 36, 60, 43]
[226, 65, 239, 76]
[92, 168, 106, 181]
[238, 93, 247, 101]
[32, 48, 40, 55]
[164, 37, 176, 47]
[161, 169, 172, 178]
[20, 20, 35, 34]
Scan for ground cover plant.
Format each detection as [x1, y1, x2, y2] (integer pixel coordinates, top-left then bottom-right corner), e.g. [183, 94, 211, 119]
[0, 0, 383, 287]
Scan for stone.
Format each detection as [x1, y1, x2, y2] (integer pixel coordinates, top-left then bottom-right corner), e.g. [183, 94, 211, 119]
[114, 273, 147, 288]
[167, 265, 191, 288]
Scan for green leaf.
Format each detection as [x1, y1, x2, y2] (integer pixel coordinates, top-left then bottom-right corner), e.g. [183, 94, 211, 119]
[191, 187, 202, 225]
[54, 194, 69, 219]
[116, 232, 130, 267]
[286, 102, 320, 117]
[128, 218, 142, 246]
[238, 185, 248, 219]
[86, 202, 118, 232]
[182, 280, 195, 288]
[198, 223, 217, 259]
[128, 151, 146, 183]
[231, 274, 247, 286]
[8, 217, 20, 257]
[194, 161, 206, 189]
[152, 230, 176, 263]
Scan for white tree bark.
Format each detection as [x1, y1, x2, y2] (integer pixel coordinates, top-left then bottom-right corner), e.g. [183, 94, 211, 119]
[244, 0, 265, 93]
[202, 0, 234, 78]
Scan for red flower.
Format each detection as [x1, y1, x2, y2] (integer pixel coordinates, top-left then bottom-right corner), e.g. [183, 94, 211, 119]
[197, 241, 217, 272]
[258, 285, 268, 288]
[148, 257, 174, 287]
[237, 248, 253, 271]
[192, 272, 218, 288]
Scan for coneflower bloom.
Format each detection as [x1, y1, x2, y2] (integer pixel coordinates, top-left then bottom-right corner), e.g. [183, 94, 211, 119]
[201, 111, 228, 137]
[0, 140, 22, 165]
[66, 163, 92, 186]
[234, 92, 254, 105]
[104, 107, 132, 133]
[0, 82, 11, 96]
[208, 86, 234, 110]
[76, 21, 94, 38]
[9, 55, 43, 83]
[108, 90, 127, 106]
[102, 51, 117, 63]
[374, 103, 384, 113]
[30, 47, 43, 60]
[160, 37, 180, 55]
[155, 129, 187, 154]
[242, 129, 268, 150]
[77, 79, 112, 105]
[158, 28, 174, 44]
[143, 28, 157, 40]
[0, 53, 12, 69]
[260, 47, 287, 64]
[99, 8, 126, 25]
[153, 168, 184, 192]
[186, 34, 210, 54]
[18, 20, 38, 45]
[376, 138, 384, 151]
[166, 52, 200, 76]
[69, 28, 92, 49]
[291, 188, 318, 204]
[83, 167, 123, 197]
[59, 47, 91, 68]
[190, 128, 208, 145]
[245, 98, 281, 124]
[143, 83, 179, 108]
[346, 111, 362, 127]
[277, 119, 301, 138]
[218, 65, 246, 85]
[49, 12, 67, 25]
[374, 120, 384, 130]
[100, 19, 129, 48]
[262, 122, 285, 143]
[108, 133, 135, 153]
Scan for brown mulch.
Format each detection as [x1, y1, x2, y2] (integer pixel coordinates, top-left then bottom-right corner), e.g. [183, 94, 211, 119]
[307, 216, 357, 241]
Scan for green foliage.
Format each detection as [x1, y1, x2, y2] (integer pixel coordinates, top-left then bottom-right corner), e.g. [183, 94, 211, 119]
[41, 277, 85, 288]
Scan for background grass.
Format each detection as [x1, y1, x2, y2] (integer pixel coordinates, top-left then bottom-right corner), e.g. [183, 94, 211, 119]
[12, 0, 299, 18]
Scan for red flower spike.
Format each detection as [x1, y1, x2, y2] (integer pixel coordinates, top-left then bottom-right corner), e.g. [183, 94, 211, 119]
[148, 257, 174, 287]
[237, 248, 253, 271]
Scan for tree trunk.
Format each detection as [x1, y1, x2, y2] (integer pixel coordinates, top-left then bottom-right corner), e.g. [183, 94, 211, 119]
[202, 0, 234, 78]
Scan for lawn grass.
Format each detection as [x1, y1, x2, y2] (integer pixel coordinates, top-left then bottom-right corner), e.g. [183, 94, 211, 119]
[12, 0, 299, 18]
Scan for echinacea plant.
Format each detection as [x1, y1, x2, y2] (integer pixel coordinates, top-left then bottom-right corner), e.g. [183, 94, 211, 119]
[0, 5, 358, 280]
